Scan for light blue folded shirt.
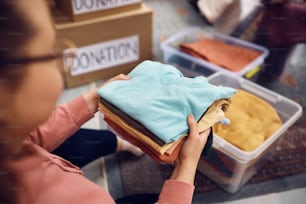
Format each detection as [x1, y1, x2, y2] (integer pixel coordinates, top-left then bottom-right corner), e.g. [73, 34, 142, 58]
[98, 60, 236, 143]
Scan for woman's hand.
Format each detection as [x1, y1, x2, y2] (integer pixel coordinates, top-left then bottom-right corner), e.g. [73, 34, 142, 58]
[83, 74, 131, 113]
[100, 74, 131, 88]
[170, 114, 210, 185]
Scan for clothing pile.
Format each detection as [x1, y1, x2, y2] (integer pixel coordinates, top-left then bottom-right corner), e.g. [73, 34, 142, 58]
[200, 89, 283, 180]
[98, 60, 236, 163]
[213, 89, 283, 151]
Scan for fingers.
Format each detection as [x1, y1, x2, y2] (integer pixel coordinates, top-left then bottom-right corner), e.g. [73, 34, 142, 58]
[177, 115, 211, 166]
[100, 74, 131, 89]
[188, 114, 210, 143]
[199, 128, 210, 144]
[110, 74, 130, 81]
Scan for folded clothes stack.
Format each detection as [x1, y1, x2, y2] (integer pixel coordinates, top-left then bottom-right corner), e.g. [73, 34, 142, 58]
[98, 60, 236, 163]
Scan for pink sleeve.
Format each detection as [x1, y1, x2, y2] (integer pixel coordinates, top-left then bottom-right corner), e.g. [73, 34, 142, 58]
[156, 180, 195, 204]
[26, 96, 94, 152]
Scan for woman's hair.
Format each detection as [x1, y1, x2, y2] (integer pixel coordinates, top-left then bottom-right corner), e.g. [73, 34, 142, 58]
[0, 0, 35, 59]
[0, 0, 35, 84]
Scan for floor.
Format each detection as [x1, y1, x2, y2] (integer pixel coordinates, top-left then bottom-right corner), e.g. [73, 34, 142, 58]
[56, 0, 306, 203]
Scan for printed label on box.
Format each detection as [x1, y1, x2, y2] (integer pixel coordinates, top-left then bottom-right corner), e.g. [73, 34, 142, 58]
[66, 35, 139, 76]
[72, 0, 141, 15]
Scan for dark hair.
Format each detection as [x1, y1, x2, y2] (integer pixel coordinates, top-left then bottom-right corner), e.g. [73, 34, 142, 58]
[0, 0, 36, 82]
[0, 0, 35, 58]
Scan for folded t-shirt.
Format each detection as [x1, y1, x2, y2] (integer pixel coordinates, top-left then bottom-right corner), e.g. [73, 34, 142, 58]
[98, 60, 236, 143]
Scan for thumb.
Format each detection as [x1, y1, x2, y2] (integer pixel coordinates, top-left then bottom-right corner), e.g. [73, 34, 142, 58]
[187, 114, 198, 137]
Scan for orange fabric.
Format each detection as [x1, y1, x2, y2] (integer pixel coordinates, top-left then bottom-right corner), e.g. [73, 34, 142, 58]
[104, 117, 184, 164]
[180, 38, 262, 71]
[164, 137, 185, 156]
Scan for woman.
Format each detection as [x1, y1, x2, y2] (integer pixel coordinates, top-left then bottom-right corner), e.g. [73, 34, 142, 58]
[0, 0, 210, 203]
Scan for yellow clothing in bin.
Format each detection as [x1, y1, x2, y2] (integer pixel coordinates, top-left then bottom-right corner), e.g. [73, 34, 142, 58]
[213, 89, 282, 151]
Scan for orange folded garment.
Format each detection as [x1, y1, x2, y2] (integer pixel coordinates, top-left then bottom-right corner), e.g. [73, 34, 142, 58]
[179, 38, 262, 72]
[105, 117, 185, 164]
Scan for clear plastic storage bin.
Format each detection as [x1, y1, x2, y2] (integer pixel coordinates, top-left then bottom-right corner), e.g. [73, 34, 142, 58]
[197, 72, 303, 193]
[161, 27, 269, 77]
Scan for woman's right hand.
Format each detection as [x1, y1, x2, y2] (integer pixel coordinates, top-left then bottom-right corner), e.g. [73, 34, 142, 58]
[170, 114, 210, 185]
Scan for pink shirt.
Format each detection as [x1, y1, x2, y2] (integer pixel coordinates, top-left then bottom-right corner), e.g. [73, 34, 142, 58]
[2, 96, 194, 204]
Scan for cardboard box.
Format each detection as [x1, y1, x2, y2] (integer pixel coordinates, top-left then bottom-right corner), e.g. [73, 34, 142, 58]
[197, 72, 302, 193]
[53, 3, 153, 88]
[54, 0, 142, 21]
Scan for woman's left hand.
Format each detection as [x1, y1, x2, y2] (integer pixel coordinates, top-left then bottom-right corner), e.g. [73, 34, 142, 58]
[83, 74, 131, 113]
